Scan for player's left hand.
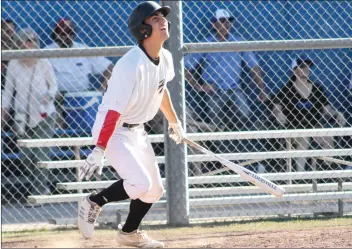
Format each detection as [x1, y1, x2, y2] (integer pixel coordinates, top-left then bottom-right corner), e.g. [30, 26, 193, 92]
[168, 121, 186, 144]
[79, 147, 105, 181]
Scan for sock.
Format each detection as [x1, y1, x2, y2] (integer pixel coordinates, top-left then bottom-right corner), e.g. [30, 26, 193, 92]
[89, 180, 129, 207]
[122, 199, 153, 233]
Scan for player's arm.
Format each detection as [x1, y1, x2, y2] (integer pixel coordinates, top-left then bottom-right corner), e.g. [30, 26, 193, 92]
[160, 88, 178, 123]
[96, 65, 136, 150]
[160, 88, 186, 144]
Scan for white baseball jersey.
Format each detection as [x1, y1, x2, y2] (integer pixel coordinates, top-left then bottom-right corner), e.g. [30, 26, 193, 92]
[91, 46, 175, 203]
[93, 46, 175, 131]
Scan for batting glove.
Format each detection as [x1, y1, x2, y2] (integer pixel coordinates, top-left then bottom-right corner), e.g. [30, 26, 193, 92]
[168, 121, 186, 144]
[79, 147, 105, 181]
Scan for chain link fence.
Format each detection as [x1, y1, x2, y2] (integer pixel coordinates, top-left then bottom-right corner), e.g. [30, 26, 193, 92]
[2, 0, 352, 231]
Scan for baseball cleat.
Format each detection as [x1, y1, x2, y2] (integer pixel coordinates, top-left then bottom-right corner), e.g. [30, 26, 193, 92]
[116, 229, 164, 248]
[78, 192, 101, 238]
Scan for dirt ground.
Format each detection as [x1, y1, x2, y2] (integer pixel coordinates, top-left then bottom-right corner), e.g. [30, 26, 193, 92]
[2, 218, 352, 248]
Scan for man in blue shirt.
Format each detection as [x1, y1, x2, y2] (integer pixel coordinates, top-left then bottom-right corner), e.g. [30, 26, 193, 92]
[185, 9, 266, 131]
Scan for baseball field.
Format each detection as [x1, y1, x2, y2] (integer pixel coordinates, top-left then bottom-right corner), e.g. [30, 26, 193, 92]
[2, 217, 352, 248]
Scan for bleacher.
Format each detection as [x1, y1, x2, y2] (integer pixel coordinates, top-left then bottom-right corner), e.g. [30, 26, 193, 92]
[1, 128, 93, 199]
[16, 128, 352, 225]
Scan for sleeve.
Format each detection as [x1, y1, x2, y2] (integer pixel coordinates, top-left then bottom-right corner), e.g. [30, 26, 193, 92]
[2, 61, 16, 110]
[96, 60, 138, 148]
[43, 59, 58, 100]
[243, 51, 259, 69]
[90, 56, 112, 75]
[102, 59, 137, 114]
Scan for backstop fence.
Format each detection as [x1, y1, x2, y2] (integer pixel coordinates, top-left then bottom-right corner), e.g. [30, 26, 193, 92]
[1, 0, 352, 231]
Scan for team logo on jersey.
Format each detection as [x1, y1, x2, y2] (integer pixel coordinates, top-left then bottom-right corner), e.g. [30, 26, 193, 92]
[158, 79, 166, 94]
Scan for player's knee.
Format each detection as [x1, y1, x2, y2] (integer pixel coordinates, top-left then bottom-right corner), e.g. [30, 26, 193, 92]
[152, 184, 165, 202]
[124, 177, 152, 200]
[140, 183, 165, 203]
[137, 181, 152, 197]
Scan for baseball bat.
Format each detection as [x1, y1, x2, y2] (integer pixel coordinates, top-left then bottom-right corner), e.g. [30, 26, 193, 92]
[183, 138, 285, 198]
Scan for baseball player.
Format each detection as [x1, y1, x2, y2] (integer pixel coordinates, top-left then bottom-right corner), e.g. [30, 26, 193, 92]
[77, 2, 185, 248]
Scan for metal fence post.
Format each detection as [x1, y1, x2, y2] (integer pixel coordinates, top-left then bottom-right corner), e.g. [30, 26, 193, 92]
[162, 0, 189, 226]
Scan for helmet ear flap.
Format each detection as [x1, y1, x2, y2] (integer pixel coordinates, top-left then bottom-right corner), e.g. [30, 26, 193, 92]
[138, 23, 152, 39]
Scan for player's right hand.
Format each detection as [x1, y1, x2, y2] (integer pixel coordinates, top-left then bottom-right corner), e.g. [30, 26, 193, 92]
[168, 121, 186, 144]
[79, 147, 105, 181]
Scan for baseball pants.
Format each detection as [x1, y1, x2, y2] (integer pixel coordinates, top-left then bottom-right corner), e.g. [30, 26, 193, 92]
[93, 124, 164, 203]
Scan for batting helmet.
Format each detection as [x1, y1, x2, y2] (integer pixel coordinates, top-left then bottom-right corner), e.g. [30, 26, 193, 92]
[128, 1, 171, 42]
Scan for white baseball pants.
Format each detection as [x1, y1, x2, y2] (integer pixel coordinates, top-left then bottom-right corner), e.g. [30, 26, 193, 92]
[93, 125, 164, 203]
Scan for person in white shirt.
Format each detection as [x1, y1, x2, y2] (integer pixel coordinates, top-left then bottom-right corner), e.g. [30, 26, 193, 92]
[45, 18, 114, 129]
[77, 2, 185, 248]
[1, 28, 58, 197]
[45, 18, 114, 93]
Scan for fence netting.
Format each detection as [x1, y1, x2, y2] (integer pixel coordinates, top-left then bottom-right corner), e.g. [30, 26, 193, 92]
[1, 0, 351, 231]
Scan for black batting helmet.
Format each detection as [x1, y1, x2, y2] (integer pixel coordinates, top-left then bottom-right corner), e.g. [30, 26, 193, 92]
[128, 1, 171, 42]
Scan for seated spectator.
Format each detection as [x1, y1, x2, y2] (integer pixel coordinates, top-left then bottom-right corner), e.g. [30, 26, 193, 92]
[271, 55, 346, 171]
[185, 9, 267, 132]
[45, 18, 114, 129]
[1, 28, 58, 198]
[2, 19, 18, 90]
[1, 19, 18, 131]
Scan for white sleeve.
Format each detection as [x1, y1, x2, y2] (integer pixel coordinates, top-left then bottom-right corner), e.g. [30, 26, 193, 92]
[103, 60, 137, 114]
[165, 49, 175, 82]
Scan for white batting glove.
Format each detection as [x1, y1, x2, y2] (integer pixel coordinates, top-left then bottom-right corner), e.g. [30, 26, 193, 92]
[168, 121, 186, 144]
[79, 147, 105, 181]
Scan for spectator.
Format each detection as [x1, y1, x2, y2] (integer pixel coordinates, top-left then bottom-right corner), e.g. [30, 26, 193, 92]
[271, 55, 346, 171]
[1, 28, 58, 198]
[45, 18, 114, 92]
[1, 19, 17, 50]
[2, 19, 18, 90]
[45, 18, 114, 129]
[185, 9, 267, 131]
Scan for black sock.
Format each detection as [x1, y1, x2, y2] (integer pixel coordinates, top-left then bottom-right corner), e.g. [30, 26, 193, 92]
[89, 180, 129, 207]
[122, 199, 153, 233]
